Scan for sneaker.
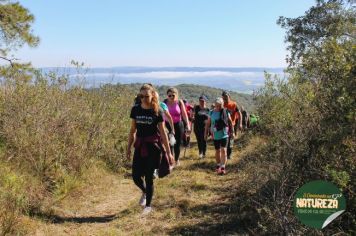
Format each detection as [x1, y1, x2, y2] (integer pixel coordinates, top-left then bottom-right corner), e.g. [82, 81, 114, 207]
[215, 166, 220, 173]
[176, 160, 180, 166]
[199, 153, 203, 159]
[219, 167, 226, 175]
[142, 206, 152, 215]
[139, 193, 146, 207]
[202, 154, 206, 159]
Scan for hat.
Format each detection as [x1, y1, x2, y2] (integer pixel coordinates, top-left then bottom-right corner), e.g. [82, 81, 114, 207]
[199, 95, 208, 101]
[222, 90, 230, 97]
[214, 97, 224, 105]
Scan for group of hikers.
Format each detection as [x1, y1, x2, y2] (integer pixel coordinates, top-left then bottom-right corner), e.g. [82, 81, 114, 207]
[126, 83, 254, 215]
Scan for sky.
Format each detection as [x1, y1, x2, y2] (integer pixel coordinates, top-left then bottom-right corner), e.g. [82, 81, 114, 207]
[16, 0, 316, 68]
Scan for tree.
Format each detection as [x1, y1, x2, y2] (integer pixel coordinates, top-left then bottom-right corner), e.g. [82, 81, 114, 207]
[0, 0, 39, 66]
[254, 0, 355, 234]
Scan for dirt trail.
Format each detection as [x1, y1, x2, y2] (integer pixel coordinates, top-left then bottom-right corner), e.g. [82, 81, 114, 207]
[29, 137, 250, 236]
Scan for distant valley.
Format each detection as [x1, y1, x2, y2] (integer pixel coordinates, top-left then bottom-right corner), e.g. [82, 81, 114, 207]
[41, 67, 285, 94]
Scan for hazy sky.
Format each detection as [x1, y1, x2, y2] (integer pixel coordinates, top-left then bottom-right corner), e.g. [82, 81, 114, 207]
[16, 0, 316, 68]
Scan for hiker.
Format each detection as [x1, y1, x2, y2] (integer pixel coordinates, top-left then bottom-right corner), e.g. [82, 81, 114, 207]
[240, 106, 250, 131]
[193, 95, 210, 159]
[164, 87, 191, 166]
[249, 114, 259, 128]
[136, 91, 175, 136]
[222, 91, 242, 159]
[182, 99, 194, 148]
[204, 97, 234, 175]
[127, 84, 174, 215]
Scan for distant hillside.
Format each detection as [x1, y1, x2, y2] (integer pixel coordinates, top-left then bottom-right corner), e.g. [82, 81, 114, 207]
[41, 67, 284, 94]
[108, 83, 255, 112]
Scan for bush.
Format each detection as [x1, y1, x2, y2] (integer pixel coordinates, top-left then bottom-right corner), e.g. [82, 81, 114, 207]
[251, 0, 355, 234]
[0, 65, 133, 233]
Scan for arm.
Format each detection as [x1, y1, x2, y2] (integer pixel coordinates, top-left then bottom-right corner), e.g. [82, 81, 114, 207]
[179, 100, 191, 131]
[126, 119, 137, 160]
[158, 122, 175, 164]
[235, 104, 242, 130]
[204, 117, 211, 141]
[227, 113, 234, 138]
[238, 110, 243, 129]
[164, 110, 175, 134]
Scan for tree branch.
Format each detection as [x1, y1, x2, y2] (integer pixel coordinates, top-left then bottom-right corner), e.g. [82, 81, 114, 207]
[0, 56, 18, 67]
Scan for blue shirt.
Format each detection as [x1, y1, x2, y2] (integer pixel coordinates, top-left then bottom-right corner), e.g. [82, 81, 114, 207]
[160, 102, 168, 112]
[209, 110, 229, 140]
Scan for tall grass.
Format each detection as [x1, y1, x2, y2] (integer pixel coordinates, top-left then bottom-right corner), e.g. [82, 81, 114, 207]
[0, 66, 133, 235]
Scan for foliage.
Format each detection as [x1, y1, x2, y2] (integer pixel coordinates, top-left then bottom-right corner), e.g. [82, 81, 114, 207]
[253, 0, 355, 234]
[113, 83, 255, 112]
[0, 64, 133, 234]
[0, 0, 39, 62]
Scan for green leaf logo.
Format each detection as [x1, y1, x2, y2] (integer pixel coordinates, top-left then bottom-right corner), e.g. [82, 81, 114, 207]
[294, 180, 346, 229]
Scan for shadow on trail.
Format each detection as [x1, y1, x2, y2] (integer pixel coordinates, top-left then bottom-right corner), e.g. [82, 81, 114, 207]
[167, 188, 259, 235]
[31, 208, 132, 224]
[168, 133, 266, 235]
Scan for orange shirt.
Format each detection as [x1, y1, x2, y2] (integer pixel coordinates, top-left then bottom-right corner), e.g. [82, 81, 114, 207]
[223, 101, 239, 126]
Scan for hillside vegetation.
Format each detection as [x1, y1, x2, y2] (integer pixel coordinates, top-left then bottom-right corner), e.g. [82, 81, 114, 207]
[111, 83, 255, 112]
[0, 0, 354, 235]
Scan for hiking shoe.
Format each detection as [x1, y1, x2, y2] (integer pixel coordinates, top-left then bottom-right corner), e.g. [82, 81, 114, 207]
[142, 206, 152, 215]
[139, 193, 146, 207]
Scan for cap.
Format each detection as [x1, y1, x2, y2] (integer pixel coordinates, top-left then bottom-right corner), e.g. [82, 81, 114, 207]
[199, 95, 208, 101]
[215, 97, 224, 105]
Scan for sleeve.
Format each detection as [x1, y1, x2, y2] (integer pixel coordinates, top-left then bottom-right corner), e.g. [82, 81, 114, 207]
[130, 106, 136, 119]
[160, 102, 168, 112]
[157, 110, 164, 123]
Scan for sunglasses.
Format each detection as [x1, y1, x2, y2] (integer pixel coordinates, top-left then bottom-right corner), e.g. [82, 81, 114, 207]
[139, 94, 150, 99]
[168, 94, 176, 98]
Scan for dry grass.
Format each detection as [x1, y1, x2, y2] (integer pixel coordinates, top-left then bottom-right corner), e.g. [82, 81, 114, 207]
[19, 133, 267, 236]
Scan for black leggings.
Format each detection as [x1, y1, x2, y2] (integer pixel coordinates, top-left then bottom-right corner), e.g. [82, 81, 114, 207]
[194, 128, 206, 155]
[132, 145, 160, 207]
[166, 121, 184, 161]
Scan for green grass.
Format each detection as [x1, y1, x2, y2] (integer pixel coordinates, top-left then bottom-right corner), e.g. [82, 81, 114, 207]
[21, 134, 269, 235]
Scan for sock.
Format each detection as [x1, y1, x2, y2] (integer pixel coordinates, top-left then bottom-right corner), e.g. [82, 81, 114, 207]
[220, 164, 225, 168]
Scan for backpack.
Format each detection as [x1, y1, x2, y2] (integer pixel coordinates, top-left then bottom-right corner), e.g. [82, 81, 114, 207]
[211, 108, 229, 131]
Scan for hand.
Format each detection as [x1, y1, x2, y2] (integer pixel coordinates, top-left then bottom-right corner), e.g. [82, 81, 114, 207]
[126, 148, 131, 160]
[168, 153, 175, 165]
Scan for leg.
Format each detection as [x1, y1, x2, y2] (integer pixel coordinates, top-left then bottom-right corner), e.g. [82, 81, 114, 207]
[132, 150, 146, 193]
[143, 145, 160, 207]
[220, 147, 227, 166]
[227, 136, 232, 159]
[195, 130, 203, 155]
[173, 122, 183, 161]
[144, 169, 154, 207]
[213, 140, 221, 164]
